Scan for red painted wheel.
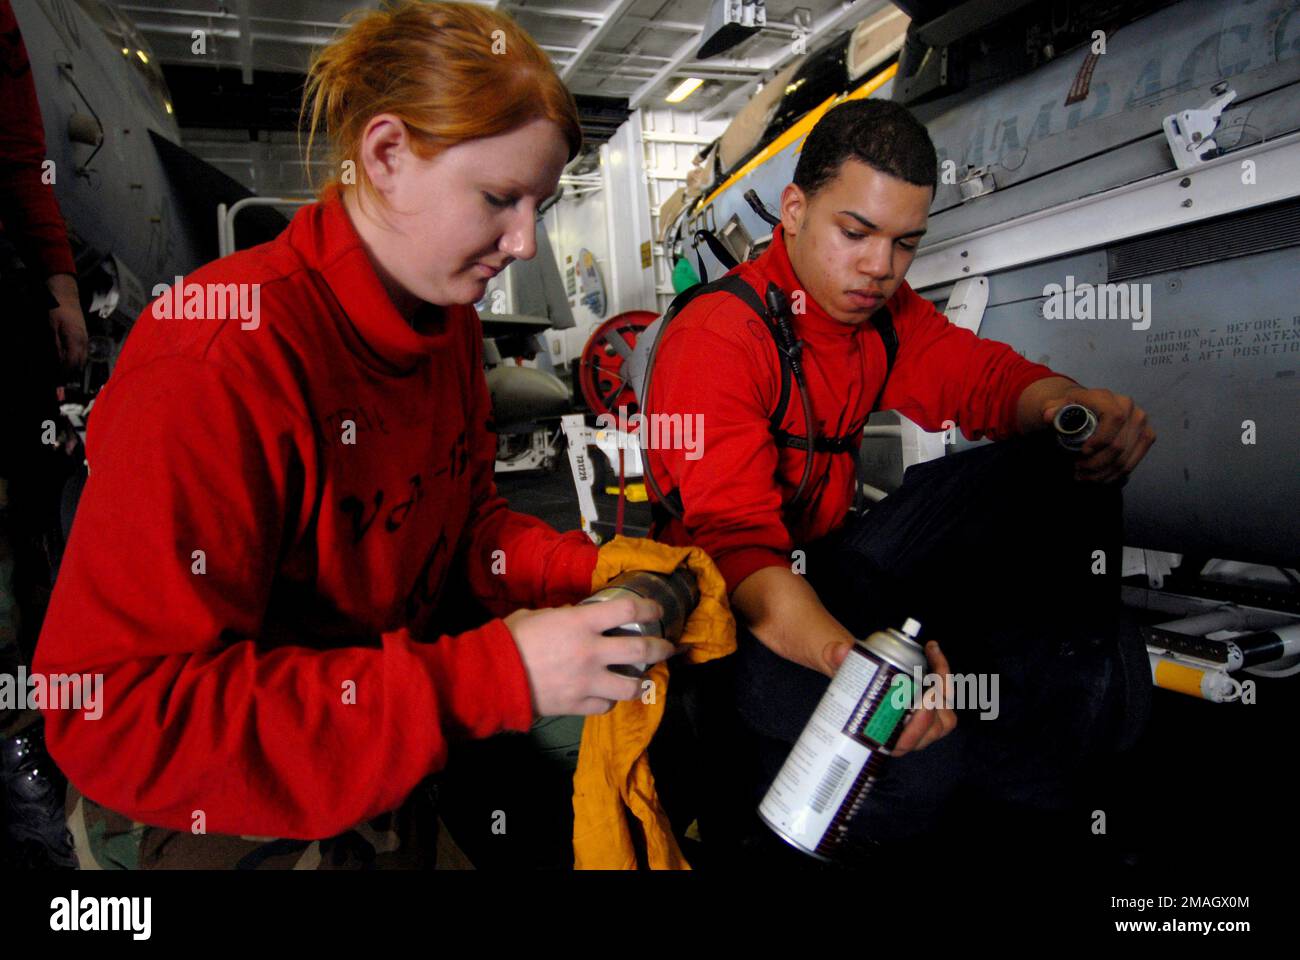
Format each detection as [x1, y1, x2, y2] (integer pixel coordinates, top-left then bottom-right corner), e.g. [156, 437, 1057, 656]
[578, 310, 658, 417]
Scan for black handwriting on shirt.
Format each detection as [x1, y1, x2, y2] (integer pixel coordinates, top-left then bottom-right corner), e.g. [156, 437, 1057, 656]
[339, 426, 466, 546]
[405, 529, 450, 623]
[340, 474, 423, 545]
[454, 429, 468, 479]
[430, 429, 469, 482]
[385, 475, 423, 533]
[340, 490, 383, 544]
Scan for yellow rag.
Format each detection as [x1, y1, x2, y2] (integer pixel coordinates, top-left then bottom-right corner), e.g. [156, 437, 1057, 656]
[571, 536, 736, 870]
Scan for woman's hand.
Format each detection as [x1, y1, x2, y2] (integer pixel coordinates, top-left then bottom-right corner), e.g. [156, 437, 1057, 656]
[505, 597, 674, 717]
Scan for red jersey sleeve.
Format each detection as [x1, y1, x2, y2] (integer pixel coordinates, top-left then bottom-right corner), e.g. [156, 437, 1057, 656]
[34, 355, 534, 840]
[650, 317, 791, 593]
[879, 282, 1064, 441]
[0, 1, 76, 278]
[459, 307, 598, 614]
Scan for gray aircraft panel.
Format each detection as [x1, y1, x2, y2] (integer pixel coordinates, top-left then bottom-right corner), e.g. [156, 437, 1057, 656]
[14, 0, 202, 293]
[923, 0, 1300, 219]
[924, 61, 1300, 245]
[965, 247, 1299, 565]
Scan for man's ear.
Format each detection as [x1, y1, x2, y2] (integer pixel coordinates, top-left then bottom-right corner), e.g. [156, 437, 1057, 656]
[358, 113, 409, 199]
[780, 182, 806, 237]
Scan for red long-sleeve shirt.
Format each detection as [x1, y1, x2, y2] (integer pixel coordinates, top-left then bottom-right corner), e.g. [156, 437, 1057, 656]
[34, 188, 598, 839]
[649, 222, 1062, 592]
[0, 0, 76, 278]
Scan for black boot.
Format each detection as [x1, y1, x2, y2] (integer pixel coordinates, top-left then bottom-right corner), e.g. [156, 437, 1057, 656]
[1, 721, 77, 870]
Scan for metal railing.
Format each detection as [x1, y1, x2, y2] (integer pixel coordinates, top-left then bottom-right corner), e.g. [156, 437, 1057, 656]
[217, 196, 313, 258]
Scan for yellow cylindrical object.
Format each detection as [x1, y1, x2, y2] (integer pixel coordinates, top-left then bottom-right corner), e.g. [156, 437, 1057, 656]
[1149, 651, 1236, 701]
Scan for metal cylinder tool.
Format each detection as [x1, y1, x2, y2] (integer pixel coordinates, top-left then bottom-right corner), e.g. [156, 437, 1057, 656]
[579, 568, 700, 676]
[1053, 402, 1098, 452]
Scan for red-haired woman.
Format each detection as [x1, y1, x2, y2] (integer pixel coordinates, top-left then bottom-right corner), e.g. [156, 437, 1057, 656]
[34, 0, 721, 869]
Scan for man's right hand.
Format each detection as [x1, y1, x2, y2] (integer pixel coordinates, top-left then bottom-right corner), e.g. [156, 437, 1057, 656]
[731, 566, 957, 753]
[504, 598, 674, 718]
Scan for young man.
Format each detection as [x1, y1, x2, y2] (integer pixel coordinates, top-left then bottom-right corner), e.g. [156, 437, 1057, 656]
[647, 98, 1155, 863]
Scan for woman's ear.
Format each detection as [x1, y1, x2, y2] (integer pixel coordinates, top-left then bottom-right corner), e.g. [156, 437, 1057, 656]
[358, 113, 409, 199]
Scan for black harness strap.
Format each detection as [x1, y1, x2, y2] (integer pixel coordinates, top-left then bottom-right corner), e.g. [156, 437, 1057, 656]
[659, 272, 764, 335]
[671, 274, 803, 443]
[867, 306, 899, 412]
[647, 272, 899, 521]
[767, 303, 898, 452]
[651, 274, 760, 522]
[692, 229, 739, 284]
[771, 431, 862, 454]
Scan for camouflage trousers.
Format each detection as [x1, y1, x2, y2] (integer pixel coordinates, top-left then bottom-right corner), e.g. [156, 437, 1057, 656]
[62, 715, 587, 870]
[65, 779, 446, 870]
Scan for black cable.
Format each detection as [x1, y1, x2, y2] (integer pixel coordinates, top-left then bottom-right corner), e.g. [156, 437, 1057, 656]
[57, 62, 105, 176]
[744, 189, 782, 227]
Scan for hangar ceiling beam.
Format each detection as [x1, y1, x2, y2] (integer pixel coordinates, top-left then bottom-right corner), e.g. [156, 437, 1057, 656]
[561, 0, 643, 81]
[501, 3, 604, 25]
[630, 0, 890, 109]
[236, 0, 253, 84]
[125, 22, 326, 49]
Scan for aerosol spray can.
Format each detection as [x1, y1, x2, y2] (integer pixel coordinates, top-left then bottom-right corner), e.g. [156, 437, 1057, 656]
[759, 618, 928, 861]
[580, 568, 699, 675]
[1053, 403, 1098, 452]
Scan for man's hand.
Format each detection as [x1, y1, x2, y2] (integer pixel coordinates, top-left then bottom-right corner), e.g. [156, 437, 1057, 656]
[1042, 385, 1155, 483]
[896, 641, 957, 754]
[733, 567, 957, 754]
[825, 638, 957, 754]
[47, 273, 88, 374]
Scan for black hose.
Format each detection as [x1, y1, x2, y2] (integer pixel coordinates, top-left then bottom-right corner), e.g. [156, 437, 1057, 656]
[765, 284, 814, 506]
[744, 189, 782, 227]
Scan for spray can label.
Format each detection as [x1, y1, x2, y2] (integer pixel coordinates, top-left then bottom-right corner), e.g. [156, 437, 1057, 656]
[758, 630, 919, 859]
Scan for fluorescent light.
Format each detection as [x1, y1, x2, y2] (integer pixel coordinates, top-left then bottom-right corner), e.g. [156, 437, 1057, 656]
[136, 49, 149, 64]
[665, 77, 703, 104]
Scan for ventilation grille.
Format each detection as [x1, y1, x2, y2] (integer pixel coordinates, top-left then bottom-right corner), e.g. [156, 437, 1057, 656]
[1108, 196, 1300, 283]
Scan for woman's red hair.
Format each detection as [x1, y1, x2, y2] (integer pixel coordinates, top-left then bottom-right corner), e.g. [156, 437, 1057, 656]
[302, 0, 582, 201]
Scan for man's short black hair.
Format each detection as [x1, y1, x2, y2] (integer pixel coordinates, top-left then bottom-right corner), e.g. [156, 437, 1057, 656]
[793, 99, 938, 197]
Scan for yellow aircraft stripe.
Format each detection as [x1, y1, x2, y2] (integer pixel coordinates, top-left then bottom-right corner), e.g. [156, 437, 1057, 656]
[695, 61, 900, 216]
